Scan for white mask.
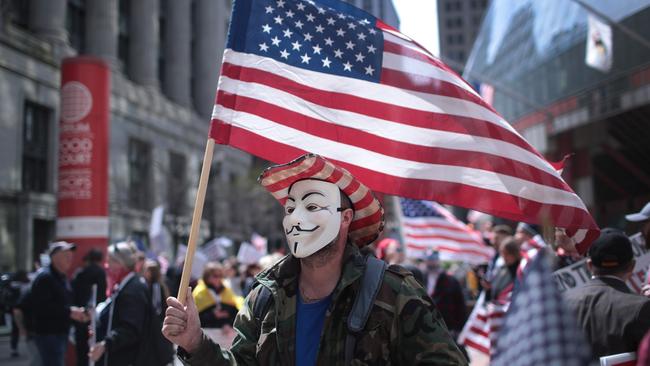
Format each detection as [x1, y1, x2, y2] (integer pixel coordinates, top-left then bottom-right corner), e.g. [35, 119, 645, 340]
[283, 179, 342, 258]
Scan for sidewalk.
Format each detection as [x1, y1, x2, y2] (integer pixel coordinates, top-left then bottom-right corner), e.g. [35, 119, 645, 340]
[0, 334, 30, 366]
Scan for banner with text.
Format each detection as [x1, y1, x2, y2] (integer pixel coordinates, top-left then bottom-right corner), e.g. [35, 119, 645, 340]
[56, 57, 111, 272]
[553, 235, 649, 294]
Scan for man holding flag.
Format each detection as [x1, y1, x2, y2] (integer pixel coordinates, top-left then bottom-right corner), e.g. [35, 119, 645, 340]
[163, 154, 467, 365]
[162, 0, 601, 363]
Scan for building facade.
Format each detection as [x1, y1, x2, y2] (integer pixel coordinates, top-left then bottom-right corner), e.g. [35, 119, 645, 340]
[0, 0, 399, 272]
[464, 0, 650, 227]
[437, 0, 489, 73]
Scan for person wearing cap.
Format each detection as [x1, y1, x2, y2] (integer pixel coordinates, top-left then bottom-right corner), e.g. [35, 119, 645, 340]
[89, 241, 150, 366]
[30, 241, 89, 366]
[564, 228, 650, 359]
[163, 154, 467, 365]
[626, 202, 650, 249]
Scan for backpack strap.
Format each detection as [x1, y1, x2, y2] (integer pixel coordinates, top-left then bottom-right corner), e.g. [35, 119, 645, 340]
[253, 283, 273, 338]
[345, 255, 387, 365]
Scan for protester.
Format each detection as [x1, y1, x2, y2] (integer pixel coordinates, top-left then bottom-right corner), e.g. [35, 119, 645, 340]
[89, 241, 149, 366]
[424, 251, 467, 337]
[482, 225, 513, 286]
[163, 154, 467, 364]
[193, 261, 243, 328]
[71, 248, 107, 366]
[222, 259, 243, 296]
[375, 237, 405, 265]
[31, 241, 89, 366]
[485, 238, 521, 303]
[626, 202, 650, 297]
[142, 258, 175, 365]
[564, 228, 650, 360]
[0, 270, 29, 358]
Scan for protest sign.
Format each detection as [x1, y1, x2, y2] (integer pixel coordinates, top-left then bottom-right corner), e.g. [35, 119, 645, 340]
[553, 238, 649, 294]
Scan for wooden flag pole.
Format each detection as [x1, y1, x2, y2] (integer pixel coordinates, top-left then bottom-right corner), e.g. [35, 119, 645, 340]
[177, 138, 215, 304]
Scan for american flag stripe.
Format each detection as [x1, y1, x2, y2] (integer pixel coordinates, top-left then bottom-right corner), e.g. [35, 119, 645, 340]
[459, 292, 509, 357]
[216, 53, 570, 189]
[212, 0, 599, 252]
[218, 57, 558, 181]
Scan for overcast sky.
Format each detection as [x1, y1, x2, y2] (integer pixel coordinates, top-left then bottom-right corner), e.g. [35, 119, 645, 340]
[393, 1, 440, 56]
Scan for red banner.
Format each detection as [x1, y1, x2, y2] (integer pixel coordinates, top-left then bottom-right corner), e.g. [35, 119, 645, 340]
[56, 57, 111, 272]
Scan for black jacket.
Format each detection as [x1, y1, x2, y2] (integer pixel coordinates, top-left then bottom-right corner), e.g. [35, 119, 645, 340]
[30, 265, 74, 335]
[72, 263, 107, 307]
[97, 274, 149, 366]
[564, 276, 650, 359]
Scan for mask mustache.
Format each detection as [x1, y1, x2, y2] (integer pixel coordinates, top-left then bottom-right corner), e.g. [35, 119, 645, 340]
[285, 225, 320, 235]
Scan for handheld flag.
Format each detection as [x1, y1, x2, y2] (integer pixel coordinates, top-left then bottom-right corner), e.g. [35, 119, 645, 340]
[210, 0, 599, 253]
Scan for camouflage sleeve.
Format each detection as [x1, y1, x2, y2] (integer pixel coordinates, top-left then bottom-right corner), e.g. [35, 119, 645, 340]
[179, 287, 262, 366]
[393, 275, 468, 365]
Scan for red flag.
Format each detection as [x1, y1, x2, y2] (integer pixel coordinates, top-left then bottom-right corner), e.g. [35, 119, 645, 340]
[209, 0, 599, 252]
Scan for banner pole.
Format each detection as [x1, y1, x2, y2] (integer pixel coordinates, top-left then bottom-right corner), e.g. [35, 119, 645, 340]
[177, 138, 215, 304]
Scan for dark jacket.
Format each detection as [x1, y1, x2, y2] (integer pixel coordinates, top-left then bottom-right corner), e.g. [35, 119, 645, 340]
[97, 274, 149, 366]
[30, 265, 74, 335]
[430, 272, 467, 334]
[72, 263, 107, 307]
[564, 276, 650, 359]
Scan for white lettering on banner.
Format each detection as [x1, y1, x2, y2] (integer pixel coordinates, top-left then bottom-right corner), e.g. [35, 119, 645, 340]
[553, 239, 649, 294]
[57, 216, 109, 239]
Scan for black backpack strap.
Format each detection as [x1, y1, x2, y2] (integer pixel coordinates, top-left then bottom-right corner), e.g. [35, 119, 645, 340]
[253, 283, 273, 338]
[345, 255, 387, 365]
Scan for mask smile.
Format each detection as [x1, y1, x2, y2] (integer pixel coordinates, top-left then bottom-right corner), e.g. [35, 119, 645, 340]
[285, 225, 321, 235]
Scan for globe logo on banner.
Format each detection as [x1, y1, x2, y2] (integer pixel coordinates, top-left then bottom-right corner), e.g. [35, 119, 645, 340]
[61, 81, 93, 123]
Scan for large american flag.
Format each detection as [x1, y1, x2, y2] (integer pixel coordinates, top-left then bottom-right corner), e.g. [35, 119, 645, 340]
[210, 0, 599, 252]
[399, 198, 494, 265]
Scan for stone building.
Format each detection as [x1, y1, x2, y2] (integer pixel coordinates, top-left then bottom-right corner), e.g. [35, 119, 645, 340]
[0, 0, 398, 272]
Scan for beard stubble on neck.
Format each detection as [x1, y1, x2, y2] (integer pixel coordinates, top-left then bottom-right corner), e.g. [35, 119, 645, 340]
[301, 233, 343, 269]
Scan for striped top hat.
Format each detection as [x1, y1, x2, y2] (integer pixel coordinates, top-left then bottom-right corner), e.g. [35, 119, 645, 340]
[259, 154, 384, 247]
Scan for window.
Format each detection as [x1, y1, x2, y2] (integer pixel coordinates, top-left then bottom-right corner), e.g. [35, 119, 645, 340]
[158, 0, 166, 87]
[118, 0, 130, 73]
[6, 0, 29, 29]
[447, 35, 454, 45]
[128, 138, 152, 210]
[445, 2, 452, 12]
[167, 151, 187, 215]
[455, 2, 463, 11]
[22, 102, 52, 192]
[457, 34, 464, 44]
[66, 0, 86, 52]
[456, 17, 463, 27]
[446, 19, 454, 28]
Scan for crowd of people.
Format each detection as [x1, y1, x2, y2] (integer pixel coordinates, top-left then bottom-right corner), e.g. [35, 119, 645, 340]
[1, 153, 649, 365]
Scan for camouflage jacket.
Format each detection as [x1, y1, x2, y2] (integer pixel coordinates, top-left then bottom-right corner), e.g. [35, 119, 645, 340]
[179, 244, 467, 365]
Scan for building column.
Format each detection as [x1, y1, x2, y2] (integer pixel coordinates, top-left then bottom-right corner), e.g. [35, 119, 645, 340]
[163, 0, 191, 106]
[129, 0, 159, 87]
[29, 0, 69, 54]
[193, 0, 228, 118]
[86, 0, 119, 67]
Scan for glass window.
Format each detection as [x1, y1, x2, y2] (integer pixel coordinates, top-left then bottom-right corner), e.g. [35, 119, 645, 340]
[118, 0, 130, 73]
[128, 138, 152, 210]
[66, 0, 86, 52]
[22, 102, 52, 192]
[447, 35, 454, 45]
[168, 151, 187, 215]
[7, 0, 29, 29]
[158, 0, 166, 87]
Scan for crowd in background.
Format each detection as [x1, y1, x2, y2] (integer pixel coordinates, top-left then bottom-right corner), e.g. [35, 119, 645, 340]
[0, 201, 649, 365]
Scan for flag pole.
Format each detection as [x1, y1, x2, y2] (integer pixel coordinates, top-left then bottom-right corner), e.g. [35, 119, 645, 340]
[177, 138, 215, 304]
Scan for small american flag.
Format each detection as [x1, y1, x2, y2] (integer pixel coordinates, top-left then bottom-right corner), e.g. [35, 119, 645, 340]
[399, 198, 494, 265]
[491, 250, 592, 366]
[210, 0, 599, 252]
[458, 292, 509, 356]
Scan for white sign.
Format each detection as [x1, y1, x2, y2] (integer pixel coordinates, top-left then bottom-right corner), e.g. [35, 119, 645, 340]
[553, 238, 649, 294]
[237, 242, 265, 265]
[585, 15, 613, 72]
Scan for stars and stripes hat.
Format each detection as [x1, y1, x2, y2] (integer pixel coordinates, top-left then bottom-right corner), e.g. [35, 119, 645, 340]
[259, 153, 384, 247]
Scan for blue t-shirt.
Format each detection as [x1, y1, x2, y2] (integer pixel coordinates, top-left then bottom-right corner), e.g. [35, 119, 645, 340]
[295, 291, 332, 366]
